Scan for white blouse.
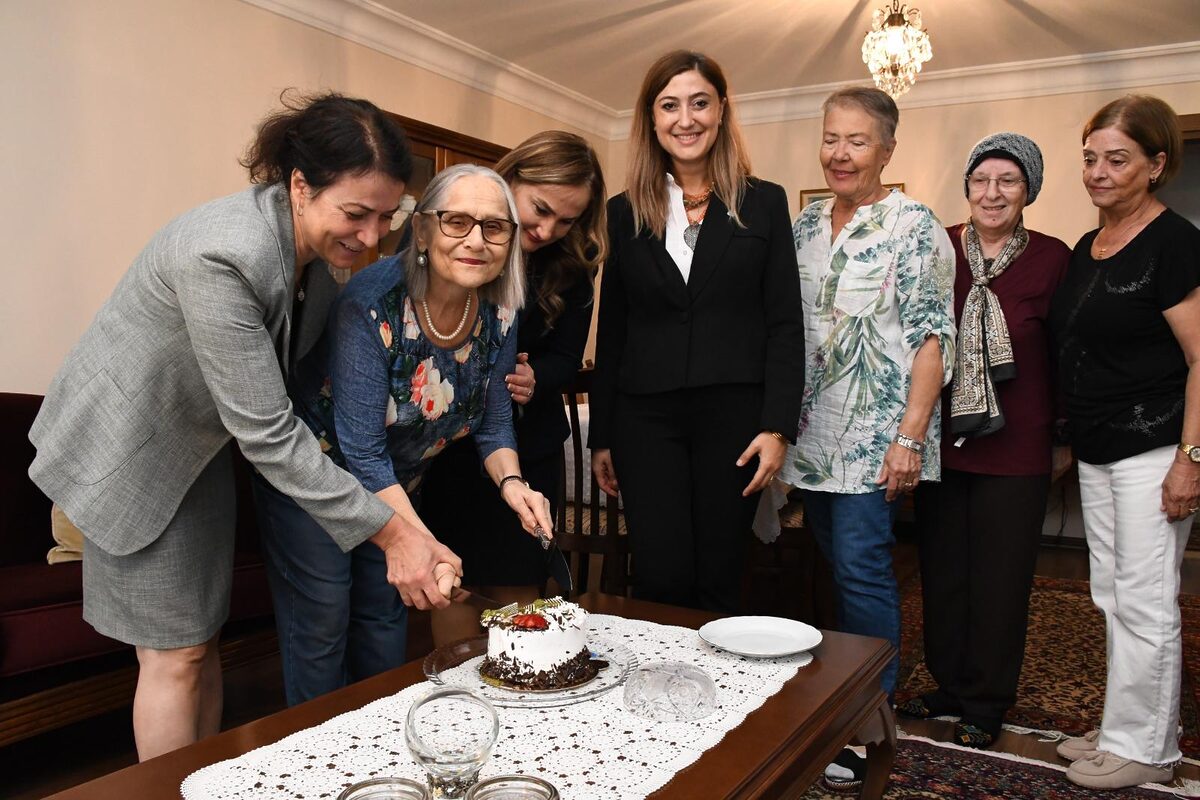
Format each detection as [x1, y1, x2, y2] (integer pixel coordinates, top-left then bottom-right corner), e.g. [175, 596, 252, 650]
[663, 173, 694, 282]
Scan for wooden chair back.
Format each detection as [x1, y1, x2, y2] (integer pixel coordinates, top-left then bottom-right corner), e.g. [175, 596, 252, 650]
[553, 367, 631, 597]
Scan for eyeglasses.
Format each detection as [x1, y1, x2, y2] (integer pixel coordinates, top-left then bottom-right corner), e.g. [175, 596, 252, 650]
[820, 137, 880, 154]
[967, 175, 1026, 193]
[427, 210, 516, 245]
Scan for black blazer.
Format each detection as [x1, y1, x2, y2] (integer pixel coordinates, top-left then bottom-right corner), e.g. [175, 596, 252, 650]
[588, 178, 804, 449]
[514, 266, 594, 462]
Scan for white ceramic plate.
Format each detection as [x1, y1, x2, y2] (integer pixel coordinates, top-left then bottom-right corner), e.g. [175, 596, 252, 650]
[698, 616, 823, 658]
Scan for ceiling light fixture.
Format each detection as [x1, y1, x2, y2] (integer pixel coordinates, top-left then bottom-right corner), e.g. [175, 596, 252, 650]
[861, 0, 932, 99]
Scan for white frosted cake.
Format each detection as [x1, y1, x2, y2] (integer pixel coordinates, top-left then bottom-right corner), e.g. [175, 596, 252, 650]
[479, 598, 592, 689]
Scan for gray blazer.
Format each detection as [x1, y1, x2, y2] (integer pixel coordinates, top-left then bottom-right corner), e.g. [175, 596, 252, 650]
[29, 183, 393, 556]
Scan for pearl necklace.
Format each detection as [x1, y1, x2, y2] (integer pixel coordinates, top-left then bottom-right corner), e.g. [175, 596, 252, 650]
[422, 292, 473, 341]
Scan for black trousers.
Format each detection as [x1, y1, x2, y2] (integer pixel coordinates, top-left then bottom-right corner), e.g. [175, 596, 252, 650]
[611, 384, 763, 613]
[913, 468, 1050, 728]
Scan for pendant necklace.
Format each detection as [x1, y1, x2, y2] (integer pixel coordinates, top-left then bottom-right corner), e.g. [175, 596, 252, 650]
[682, 183, 712, 251]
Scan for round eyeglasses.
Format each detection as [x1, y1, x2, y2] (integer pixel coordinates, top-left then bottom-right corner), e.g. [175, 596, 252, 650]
[968, 175, 1026, 193]
[428, 210, 516, 245]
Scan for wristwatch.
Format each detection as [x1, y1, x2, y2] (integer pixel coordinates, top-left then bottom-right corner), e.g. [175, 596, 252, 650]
[1181, 443, 1200, 464]
[895, 433, 926, 454]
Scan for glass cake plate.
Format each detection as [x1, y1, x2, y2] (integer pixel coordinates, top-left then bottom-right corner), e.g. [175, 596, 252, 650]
[422, 635, 636, 708]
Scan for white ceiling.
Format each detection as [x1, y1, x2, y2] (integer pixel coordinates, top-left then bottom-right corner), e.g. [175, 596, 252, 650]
[242, 0, 1200, 138]
[373, 0, 1200, 110]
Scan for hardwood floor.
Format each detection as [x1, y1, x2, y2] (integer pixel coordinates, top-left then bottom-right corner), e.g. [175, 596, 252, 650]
[6, 542, 1200, 798]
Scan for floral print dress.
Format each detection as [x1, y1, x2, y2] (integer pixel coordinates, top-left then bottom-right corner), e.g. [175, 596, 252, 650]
[295, 256, 518, 497]
[781, 189, 956, 493]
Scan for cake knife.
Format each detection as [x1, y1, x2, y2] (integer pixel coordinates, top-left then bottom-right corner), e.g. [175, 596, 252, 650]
[448, 586, 511, 612]
[535, 526, 575, 596]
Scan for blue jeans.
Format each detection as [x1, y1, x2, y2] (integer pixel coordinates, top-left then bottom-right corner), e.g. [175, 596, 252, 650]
[801, 489, 900, 697]
[253, 473, 407, 706]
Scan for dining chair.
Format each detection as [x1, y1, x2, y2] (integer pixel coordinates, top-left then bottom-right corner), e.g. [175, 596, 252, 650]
[551, 367, 631, 599]
[741, 490, 837, 628]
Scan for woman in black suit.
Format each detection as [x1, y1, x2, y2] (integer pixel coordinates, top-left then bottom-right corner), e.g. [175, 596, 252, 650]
[589, 51, 804, 613]
[420, 132, 607, 644]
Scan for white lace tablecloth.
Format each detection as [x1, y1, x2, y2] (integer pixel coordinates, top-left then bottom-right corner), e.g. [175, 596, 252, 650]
[181, 614, 811, 800]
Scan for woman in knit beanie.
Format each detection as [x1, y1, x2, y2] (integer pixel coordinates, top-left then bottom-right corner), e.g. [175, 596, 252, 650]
[900, 132, 1072, 751]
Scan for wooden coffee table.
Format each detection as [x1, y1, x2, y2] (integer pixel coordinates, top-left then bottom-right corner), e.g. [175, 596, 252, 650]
[45, 593, 895, 799]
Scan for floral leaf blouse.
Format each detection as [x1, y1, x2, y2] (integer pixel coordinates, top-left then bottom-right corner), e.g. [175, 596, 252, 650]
[781, 190, 956, 494]
[294, 256, 518, 497]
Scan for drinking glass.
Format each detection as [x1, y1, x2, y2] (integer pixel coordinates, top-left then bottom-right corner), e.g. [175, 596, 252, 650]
[465, 774, 559, 800]
[338, 777, 430, 800]
[405, 686, 500, 798]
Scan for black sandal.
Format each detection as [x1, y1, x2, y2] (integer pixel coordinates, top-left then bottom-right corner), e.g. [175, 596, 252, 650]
[954, 721, 997, 749]
[820, 748, 866, 794]
[896, 692, 960, 720]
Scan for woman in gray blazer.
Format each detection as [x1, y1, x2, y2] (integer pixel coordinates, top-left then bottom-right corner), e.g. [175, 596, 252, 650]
[27, 93, 461, 760]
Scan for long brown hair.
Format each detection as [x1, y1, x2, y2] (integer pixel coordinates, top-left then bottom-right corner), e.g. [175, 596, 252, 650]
[495, 131, 607, 327]
[626, 50, 751, 238]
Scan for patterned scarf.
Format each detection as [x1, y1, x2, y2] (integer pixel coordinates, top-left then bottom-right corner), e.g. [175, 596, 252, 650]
[949, 220, 1028, 438]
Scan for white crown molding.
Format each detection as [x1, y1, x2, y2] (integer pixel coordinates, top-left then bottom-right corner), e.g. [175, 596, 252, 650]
[238, 0, 1199, 141]
[728, 41, 1200, 130]
[238, 0, 628, 139]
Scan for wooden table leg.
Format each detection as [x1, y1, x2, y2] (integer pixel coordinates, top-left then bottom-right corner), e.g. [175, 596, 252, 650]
[854, 696, 897, 800]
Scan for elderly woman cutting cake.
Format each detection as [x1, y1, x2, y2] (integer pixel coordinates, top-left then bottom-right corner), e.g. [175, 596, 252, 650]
[255, 164, 555, 705]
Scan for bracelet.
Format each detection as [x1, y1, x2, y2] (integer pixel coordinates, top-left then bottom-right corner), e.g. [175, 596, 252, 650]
[894, 433, 925, 454]
[765, 430, 787, 444]
[499, 475, 529, 492]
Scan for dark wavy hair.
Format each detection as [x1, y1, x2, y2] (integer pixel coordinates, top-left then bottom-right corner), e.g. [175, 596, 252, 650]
[494, 131, 607, 327]
[241, 90, 413, 191]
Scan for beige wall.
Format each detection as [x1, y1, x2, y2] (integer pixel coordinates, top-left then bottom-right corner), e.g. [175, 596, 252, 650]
[0, 0, 608, 394]
[606, 82, 1200, 241]
[3, 0, 1197, 393]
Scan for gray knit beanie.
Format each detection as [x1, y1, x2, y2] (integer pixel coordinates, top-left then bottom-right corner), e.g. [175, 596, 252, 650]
[964, 132, 1044, 204]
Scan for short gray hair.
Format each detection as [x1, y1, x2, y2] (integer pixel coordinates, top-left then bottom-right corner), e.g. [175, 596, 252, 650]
[405, 163, 526, 311]
[822, 86, 899, 144]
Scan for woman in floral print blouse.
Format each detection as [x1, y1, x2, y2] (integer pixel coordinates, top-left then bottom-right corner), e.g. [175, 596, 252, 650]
[256, 164, 554, 706]
[780, 86, 956, 791]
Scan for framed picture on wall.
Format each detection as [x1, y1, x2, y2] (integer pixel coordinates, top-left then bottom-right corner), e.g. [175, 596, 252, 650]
[799, 182, 904, 208]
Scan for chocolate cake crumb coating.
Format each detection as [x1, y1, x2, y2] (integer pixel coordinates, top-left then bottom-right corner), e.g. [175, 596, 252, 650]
[480, 647, 595, 690]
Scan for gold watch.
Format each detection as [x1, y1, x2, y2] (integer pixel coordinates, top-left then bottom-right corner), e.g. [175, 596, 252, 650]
[1181, 443, 1200, 464]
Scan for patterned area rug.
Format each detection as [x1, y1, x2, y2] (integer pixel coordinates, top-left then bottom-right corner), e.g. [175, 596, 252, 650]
[896, 575, 1200, 760]
[799, 737, 1181, 799]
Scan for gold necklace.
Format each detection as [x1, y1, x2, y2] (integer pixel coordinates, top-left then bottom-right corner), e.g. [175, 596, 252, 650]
[1096, 206, 1157, 259]
[682, 184, 713, 210]
[422, 292, 473, 341]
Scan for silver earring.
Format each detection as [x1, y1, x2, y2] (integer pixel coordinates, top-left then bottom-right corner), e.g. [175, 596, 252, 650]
[416, 251, 428, 267]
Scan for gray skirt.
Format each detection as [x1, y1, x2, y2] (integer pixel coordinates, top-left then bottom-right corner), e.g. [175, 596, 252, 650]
[83, 446, 236, 650]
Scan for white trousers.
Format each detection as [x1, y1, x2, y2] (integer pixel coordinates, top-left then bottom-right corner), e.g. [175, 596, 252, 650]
[1079, 445, 1193, 766]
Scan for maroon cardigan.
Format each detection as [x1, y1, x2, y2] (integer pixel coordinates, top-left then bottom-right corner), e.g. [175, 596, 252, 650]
[940, 223, 1071, 476]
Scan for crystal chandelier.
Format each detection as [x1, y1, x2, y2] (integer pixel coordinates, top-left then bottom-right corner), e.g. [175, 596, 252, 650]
[861, 0, 933, 99]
